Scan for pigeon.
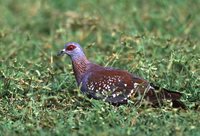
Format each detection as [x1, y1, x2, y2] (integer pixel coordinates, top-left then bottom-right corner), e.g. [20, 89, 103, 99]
[57, 42, 186, 108]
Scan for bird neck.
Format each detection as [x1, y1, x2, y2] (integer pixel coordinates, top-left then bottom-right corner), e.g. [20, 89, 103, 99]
[71, 55, 90, 85]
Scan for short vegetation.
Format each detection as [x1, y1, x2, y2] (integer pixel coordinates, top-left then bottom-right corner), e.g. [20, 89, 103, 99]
[0, 0, 200, 135]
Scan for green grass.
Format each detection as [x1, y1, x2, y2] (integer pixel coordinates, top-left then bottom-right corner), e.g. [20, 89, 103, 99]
[0, 0, 200, 135]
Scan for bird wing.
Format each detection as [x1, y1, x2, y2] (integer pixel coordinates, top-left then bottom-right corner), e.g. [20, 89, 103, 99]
[81, 69, 150, 104]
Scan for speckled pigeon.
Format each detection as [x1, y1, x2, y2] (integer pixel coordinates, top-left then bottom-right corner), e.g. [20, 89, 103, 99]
[57, 42, 185, 108]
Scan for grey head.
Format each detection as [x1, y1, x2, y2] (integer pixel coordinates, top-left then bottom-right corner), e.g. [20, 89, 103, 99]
[57, 42, 86, 59]
[57, 42, 91, 85]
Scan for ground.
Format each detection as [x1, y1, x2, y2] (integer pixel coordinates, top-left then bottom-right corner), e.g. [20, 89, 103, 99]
[0, 0, 200, 136]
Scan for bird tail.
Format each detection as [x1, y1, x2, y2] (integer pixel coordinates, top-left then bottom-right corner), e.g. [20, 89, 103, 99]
[146, 84, 186, 109]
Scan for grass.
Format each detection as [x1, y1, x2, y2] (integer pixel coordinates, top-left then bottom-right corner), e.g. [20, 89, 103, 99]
[0, 0, 200, 135]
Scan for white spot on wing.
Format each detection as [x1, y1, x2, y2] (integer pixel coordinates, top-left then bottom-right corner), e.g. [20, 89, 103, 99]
[134, 83, 139, 88]
[112, 94, 116, 98]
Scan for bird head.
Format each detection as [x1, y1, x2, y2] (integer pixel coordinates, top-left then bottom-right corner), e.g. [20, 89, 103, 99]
[57, 42, 85, 58]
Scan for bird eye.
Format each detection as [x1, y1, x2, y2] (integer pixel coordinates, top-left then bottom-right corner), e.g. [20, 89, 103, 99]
[66, 45, 76, 51]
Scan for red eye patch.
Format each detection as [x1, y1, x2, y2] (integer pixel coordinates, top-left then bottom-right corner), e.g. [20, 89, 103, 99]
[66, 45, 76, 51]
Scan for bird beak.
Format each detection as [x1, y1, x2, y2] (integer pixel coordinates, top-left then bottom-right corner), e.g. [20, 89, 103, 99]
[57, 49, 65, 56]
